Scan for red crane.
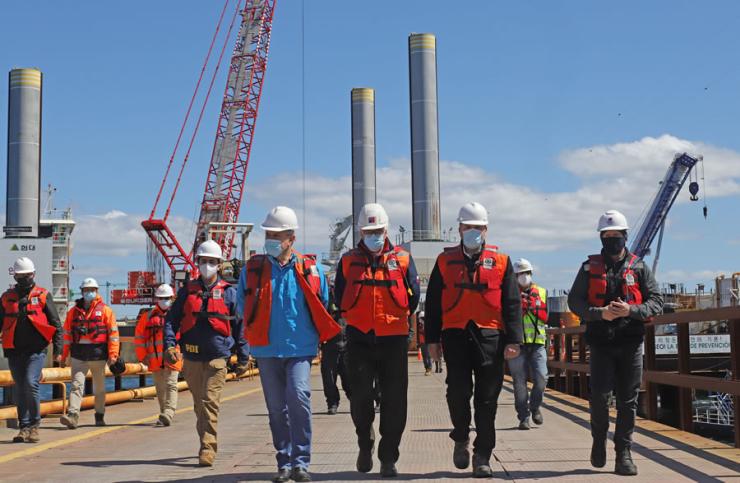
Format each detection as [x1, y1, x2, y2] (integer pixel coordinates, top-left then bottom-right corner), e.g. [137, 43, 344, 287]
[142, 0, 276, 278]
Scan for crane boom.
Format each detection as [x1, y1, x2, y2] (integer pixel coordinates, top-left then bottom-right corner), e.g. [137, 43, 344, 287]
[630, 153, 701, 259]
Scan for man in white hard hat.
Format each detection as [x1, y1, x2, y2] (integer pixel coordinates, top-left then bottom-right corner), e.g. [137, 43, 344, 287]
[425, 201, 523, 478]
[568, 210, 663, 476]
[334, 202, 421, 478]
[60, 277, 120, 429]
[508, 258, 549, 430]
[164, 240, 249, 467]
[0, 257, 62, 443]
[236, 206, 339, 482]
[135, 284, 182, 427]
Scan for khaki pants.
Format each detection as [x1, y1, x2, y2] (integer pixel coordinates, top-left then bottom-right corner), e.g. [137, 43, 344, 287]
[69, 358, 107, 415]
[183, 358, 227, 453]
[153, 369, 179, 419]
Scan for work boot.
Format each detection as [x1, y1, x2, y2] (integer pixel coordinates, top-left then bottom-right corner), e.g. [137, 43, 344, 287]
[199, 449, 216, 467]
[95, 413, 106, 426]
[615, 448, 638, 476]
[518, 418, 530, 430]
[532, 409, 544, 425]
[26, 425, 40, 443]
[356, 446, 374, 473]
[424, 367, 432, 376]
[380, 462, 398, 477]
[158, 413, 172, 427]
[271, 468, 290, 482]
[291, 467, 312, 482]
[590, 438, 607, 468]
[453, 439, 470, 469]
[12, 428, 29, 443]
[327, 405, 338, 415]
[60, 412, 79, 429]
[472, 453, 493, 478]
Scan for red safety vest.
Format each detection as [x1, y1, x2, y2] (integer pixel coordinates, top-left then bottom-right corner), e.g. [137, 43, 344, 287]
[244, 252, 340, 347]
[587, 254, 644, 307]
[340, 245, 411, 336]
[180, 279, 233, 337]
[438, 245, 508, 331]
[522, 284, 548, 323]
[1, 286, 56, 349]
[69, 299, 110, 345]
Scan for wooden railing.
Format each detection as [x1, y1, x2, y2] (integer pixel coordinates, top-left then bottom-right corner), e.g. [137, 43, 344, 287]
[546, 306, 740, 447]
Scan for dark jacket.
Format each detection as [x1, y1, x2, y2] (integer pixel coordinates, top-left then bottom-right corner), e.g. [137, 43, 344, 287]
[568, 249, 663, 346]
[164, 277, 249, 364]
[0, 284, 62, 357]
[424, 246, 523, 345]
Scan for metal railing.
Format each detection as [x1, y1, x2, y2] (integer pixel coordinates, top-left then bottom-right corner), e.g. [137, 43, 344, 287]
[546, 306, 740, 447]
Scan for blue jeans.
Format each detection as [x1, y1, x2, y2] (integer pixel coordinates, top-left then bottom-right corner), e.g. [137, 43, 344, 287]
[508, 344, 548, 422]
[7, 352, 46, 428]
[257, 357, 313, 471]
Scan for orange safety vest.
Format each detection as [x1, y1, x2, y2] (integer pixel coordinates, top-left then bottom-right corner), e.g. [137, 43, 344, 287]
[135, 306, 182, 371]
[1, 286, 56, 349]
[587, 254, 644, 307]
[69, 299, 111, 345]
[438, 245, 508, 331]
[180, 279, 233, 337]
[244, 252, 340, 347]
[340, 245, 411, 336]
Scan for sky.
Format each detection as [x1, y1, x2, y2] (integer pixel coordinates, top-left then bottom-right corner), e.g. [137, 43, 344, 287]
[2, 1, 739, 315]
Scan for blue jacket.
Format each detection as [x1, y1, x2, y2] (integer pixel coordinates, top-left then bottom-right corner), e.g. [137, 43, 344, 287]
[165, 277, 249, 363]
[236, 253, 329, 358]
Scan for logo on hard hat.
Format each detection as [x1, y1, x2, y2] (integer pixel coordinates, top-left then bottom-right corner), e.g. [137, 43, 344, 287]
[368, 216, 377, 223]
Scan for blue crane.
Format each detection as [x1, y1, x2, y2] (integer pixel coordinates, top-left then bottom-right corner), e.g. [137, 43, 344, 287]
[630, 152, 706, 273]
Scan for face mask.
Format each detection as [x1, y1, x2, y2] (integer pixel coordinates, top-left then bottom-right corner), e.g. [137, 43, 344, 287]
[363, 234, 385, 252]
[601, 236, 626, 256]
[157, 299, 172, 311]
[517, 274, 532, 287]
[14, 276, 34, 289]
[462, 228, 484, 251]
[199, 262, 219, 280]
[83, 291, 97, 304]
[264, 239, 284, 258]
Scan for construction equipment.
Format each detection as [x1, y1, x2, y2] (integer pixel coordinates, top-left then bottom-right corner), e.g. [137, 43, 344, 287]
[321, 215, 352, 280]
[113, 1, 276, 304]
[630, 153, 707, 273]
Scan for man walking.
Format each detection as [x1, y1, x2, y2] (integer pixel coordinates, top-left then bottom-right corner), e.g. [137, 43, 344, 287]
[425, 202, 523, 478]
[508, 258, 549, 430]
[568, 210, 663, 476]
[320, 293, 351, 415]
[417, 312, 433, 376]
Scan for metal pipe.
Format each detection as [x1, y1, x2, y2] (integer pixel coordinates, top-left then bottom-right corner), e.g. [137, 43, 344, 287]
[0, 362, 149, 386]
[6, 68, 42, 237]
[408, 34, 441, 241]
[351, 88, 377, 246]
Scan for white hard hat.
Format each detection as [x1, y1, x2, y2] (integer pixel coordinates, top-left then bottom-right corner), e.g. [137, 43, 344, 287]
[196, 240, 224, 260]
[358, 203, 389, 230]
[514, 258, 533, 274]
[154, 284, 174, 298]
[13, 257, 35, 274]
[457, 201, 488, 226]
[597, 210, 629, 232]
[80, 277, 99, 289]
[261, 206, 299, 232]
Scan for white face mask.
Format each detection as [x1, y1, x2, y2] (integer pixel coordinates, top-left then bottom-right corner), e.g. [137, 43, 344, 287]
[517, 274, 532, 288]
[157, 299, 172, 311]
[199, 262, 219, 280]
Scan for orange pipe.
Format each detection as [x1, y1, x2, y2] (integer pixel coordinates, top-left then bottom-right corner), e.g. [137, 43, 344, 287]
[0, 363, 149, 386]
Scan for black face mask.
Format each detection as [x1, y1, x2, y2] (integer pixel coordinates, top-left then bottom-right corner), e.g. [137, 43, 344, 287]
[14, 276, 34, 289]
[601, 236, 626, 256]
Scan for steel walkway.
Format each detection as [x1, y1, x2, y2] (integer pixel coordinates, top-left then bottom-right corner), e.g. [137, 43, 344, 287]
[0, 364, 738, 482]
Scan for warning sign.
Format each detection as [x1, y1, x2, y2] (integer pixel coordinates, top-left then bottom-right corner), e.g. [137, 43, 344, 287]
[654, 334, 731, 355]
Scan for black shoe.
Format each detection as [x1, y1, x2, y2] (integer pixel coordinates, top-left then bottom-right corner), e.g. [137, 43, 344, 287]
[380, 462, 398, 477]
[291, 467, 312, 482]
[472, 453, 493, 478]
[95, 413, 106, 426]
[591, 438, 607, 468]
[531, 409, 544, 425]
[327, 405, 338, 415]
[356, 447, 374, 473]
[615, 448, 638, 476]
[453, 440, 470, 469]
[518, 418, 530, 430]
[271, 468, 291, 482]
